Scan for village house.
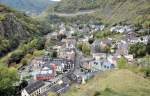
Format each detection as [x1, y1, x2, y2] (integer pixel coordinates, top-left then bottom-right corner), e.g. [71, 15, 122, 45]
[61, 38, 76, 49]
[21, 81, 49, 96]
[115, 40, 129, 56]
[69, 27, 75, 37]
[49, 58, 74, 73]
[92, 53, 107, 60]
[110, 25, 134, 33]
[81, 59, 115, 72]
[129, 36, 149, 44]
[50, 32, 58, 40]
[91, 40, 101, 53]
[114, 40, 134, 62]
[30, 56, 74, 80]
[91, 39, 113, 58]
[81, 58, 94, 70]
[59, 23, 66, 34]
[58, 48, 76, 62]
[79, 72, 96, 84]
[53, 42, 66, 51]
[92, 39, 112, 52]
[124, 54, 134, 62]
[29, 57, 47, 70]
[78, 38, 89, 43]
[107, 55, 118, 65]
[89, 60, 115, 72]
[100, 38, 112, 48]
[33, 66, 55, 81]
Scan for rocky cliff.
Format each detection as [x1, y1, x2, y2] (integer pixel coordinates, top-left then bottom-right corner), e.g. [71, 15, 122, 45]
[0, 4, 51, 57]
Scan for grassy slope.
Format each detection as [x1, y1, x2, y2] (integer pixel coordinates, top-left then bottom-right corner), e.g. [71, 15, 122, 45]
[53, 0, 150, 24]
[61, 69, 150, 96]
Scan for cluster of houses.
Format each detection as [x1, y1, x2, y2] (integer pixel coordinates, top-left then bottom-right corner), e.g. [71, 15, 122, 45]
[56, 22, 105, 37]
[80, 38, 116, 72]
[28, 37, 77, 81]
[21, 81, 49, 96]
[110, 25, 134, 33]
[20, 21, 150, 96]
[29, 57, 74, 81]
[21, 37, 77, 96]
[80, 33, 149, 73]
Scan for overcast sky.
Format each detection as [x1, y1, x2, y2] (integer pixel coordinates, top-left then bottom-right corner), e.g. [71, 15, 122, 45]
[50, 0, 61, 1]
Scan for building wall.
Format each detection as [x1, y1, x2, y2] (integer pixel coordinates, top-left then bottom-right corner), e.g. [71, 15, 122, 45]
[21, 85, 48, 96]
[21, 89, 30, 96]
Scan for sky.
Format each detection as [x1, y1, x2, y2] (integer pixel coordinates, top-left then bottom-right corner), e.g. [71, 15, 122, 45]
[50, 0, 61, 1]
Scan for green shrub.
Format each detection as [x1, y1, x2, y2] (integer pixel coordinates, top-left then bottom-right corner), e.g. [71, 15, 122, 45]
[117, 57, 127, 69]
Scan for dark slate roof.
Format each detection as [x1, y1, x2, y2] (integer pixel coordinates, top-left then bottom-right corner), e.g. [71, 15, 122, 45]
[25, 81, 45, 94]
[51, 83, 69, 93]
[50, 58, 74, 66]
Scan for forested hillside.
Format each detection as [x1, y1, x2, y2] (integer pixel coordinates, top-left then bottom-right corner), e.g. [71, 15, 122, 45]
[53, 0, 150, 24]
[0, 4, 51, 58]
[0, 0, 54, 14]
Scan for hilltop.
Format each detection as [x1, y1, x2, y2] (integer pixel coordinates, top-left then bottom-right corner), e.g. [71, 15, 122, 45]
[0, 0, 55, 14]
[52, 69, 150, 96]
[52, 0, 150, 24]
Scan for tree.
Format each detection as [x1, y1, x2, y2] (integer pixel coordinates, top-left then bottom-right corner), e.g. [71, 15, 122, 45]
[21, 58, 28, 65]
[129, 42, 147, 58]
[82, 43, 91, 56]
[52, 51, 57, 58]
[142, 20, 150, 29]
[103, 44, 111, 53]
[147, 39, 150, 54]
[94, 30, 115, 39]
[0, 65, 19, 96]
[117, 56, 127, 69]
[19, 80, 28, 90]
[140, 67, 150, 77]
[77, 43, 83, 51]
[88, 38, 94, 44]
[144, 67, 150, 77]
[35, 38, 46, 50]
[8, 50, 25, 65]
[48, 92, 56, 96]
[77, 43, 91, 56]
[57, 34, 67, 41]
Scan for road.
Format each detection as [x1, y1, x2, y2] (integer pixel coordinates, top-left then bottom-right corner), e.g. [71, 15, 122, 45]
[74, 49, 83, 75]
[52, 10, 97, 17]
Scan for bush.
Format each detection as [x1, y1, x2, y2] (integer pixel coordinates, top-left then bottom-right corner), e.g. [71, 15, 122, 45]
[21, 58, 28, 65]
[82, 43, 91, 56]
[0, 65, 18, 96]
[77, 43, 83, 51]
[35, 38, 46, 50]
[77, 43, 91, 56]
[94, 91, 101, 96]
[129, 42, 147, 58]
[52, 51, 57, 58]
[117, 56, 127, 69]
[8, 50, 25, 64]
[143, 67, 150, 77]
[94, 30, 116, 39]
[88, 38, 95, 44]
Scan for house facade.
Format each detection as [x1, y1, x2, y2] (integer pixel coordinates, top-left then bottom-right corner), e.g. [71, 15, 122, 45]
[21, 81, 48, 96]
